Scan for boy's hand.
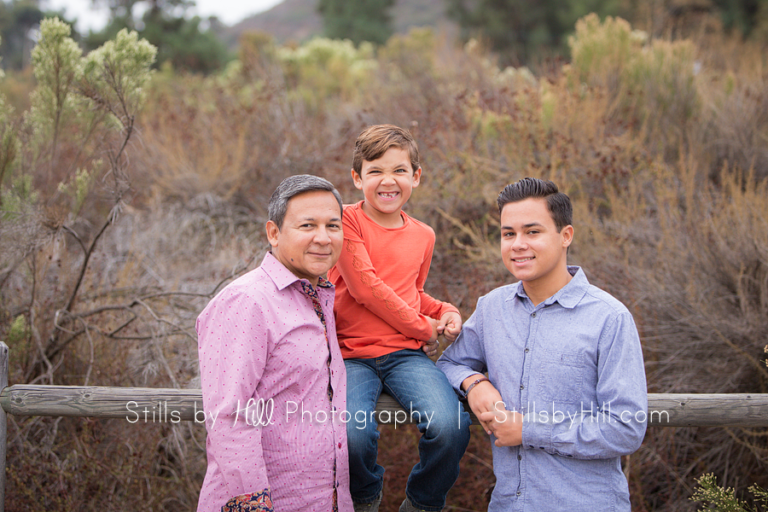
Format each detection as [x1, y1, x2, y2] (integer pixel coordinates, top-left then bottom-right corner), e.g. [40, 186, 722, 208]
[462, 375, 504, 434]
[439, 311, 462, 343]
[478, 409, 524, 447]
[422, 318, 440, 356]
[427, 317, 439, 343]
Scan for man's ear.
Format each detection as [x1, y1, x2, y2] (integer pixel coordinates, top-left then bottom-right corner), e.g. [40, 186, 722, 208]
[351, 168, 363, 190]
[561, 225, 574, 248]
[266, 220, 280, 248]
[412, 166, 423, 187]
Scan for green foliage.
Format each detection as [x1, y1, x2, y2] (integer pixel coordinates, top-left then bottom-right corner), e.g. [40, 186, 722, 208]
[568, 14, 698, 144]
[378, 27, 436, 79]
[277, 37, 376, 105]
[81, 28, 157, 121]
[691, 473, 768, 511]
[318, 0, 395, 45]
[446, 0, 625, 64]
[6, 314, 29, 344]
[1, 172, 37, 218]
[57, 165, 98, 215]
[27, 17, 83, 147]
[0, 34, 20, 201]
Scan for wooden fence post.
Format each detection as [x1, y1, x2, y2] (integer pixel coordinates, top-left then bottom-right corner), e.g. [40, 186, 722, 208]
[0, 342, 8, 512]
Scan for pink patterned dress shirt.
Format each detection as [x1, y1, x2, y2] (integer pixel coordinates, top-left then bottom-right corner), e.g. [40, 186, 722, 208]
[196, 252, 353, 512]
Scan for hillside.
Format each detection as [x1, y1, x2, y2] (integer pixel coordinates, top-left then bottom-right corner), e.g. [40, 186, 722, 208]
[227, 0, 454, 45]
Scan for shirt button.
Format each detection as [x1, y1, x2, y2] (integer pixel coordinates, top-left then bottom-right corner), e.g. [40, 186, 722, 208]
[517, 455, 522, 460]
[338, 442, 342, 448]
[520, 385, 524, 390]
[516, 491, 521, 496]
[532, 312, 537, 317]
[525, 348, 529, 353]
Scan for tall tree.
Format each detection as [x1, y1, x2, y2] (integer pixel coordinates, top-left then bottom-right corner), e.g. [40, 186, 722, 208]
[84, 0, 229, 73]
[0, 0, 44, 69]
[708, 0, 768, 36]
[446, 0, 624, 64]
[318, 0, 395, 45]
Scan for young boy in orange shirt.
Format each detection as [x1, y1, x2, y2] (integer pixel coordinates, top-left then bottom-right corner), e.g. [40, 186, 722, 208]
[329, 125, 471, 512]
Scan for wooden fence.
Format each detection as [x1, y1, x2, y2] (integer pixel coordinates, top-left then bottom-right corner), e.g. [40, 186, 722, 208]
[2, 342, 768, 511]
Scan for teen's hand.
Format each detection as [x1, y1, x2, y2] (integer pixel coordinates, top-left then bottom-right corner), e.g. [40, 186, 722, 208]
[478, 409, 524, 447]
[422, 340, 439, 357]
[439, 311, 462, 343]
[462, 375, 504, 434]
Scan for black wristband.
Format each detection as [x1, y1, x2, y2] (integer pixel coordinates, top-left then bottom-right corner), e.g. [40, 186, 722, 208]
[464, 376, 489, 397]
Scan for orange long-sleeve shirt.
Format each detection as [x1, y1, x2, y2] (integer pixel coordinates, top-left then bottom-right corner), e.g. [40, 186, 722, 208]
[328, 201, 459, 359]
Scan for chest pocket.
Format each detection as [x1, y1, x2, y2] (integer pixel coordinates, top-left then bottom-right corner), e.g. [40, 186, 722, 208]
[535, 351, 583, 404]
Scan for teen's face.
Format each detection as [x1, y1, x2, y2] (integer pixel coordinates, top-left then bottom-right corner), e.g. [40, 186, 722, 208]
[266, 190, 343, 286]
[500, 198, 572, 285]
[352, 147, 421, 227]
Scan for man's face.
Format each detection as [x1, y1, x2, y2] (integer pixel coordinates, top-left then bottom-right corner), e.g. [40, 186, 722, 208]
[500, 197, 572, 285]
[266, 190, 343, 286]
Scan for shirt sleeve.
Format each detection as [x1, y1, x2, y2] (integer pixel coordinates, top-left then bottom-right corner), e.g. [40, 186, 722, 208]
[334, 211, 435, 341]
[436, 298, 489, 396]
[522, 311, 648, 460]
[197, 287, 273, 510]
[415, 241, 460, 320]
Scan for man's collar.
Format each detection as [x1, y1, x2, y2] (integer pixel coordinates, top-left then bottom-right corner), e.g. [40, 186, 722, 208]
[513, 266, 589, 309]
[261, 252, 333, 291]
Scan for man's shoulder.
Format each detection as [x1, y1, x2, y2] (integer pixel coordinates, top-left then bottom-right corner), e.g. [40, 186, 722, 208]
[208, 265, 274, 304]
[580, 283, 631, 318]
[479, 283, 519, 306]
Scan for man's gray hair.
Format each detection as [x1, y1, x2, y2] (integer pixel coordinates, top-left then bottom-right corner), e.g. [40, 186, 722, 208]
[268, 174, 343, 229]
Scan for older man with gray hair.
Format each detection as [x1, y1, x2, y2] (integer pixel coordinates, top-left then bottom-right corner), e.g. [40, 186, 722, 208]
[196, 175, 354, 512]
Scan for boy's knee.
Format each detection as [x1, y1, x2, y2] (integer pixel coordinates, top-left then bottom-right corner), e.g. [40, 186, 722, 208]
[423, 410, 470, 442]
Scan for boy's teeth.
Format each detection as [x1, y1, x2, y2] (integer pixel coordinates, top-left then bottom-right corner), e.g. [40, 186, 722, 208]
[516, 257, 534, 262]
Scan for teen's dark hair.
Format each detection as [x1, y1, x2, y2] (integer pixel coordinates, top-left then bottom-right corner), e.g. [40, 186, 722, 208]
[497, 178, 572, 232]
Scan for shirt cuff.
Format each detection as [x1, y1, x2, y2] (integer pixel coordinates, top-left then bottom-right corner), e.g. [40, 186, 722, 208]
[438, 302, 460, 318]
[222, 488, 274, 512]
[521, 415, 554, 454]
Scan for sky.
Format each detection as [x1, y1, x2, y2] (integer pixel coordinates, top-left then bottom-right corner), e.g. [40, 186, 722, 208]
[43, 0, 283, 32]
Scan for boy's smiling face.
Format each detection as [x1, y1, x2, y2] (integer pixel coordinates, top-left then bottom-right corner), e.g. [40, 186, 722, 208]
[353, 146, 421, 228]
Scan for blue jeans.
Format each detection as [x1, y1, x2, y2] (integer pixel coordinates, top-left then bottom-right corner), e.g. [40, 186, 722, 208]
[345, 349, 471, 511]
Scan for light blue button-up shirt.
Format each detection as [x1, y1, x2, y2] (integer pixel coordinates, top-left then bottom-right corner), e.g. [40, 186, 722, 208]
[437, 267, 647, 512]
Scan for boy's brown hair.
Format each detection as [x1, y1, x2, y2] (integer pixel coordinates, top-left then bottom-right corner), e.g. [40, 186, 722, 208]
[352, 124, 420, 175]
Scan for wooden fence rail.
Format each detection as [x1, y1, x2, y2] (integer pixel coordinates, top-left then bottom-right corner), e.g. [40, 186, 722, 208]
[2, 342, 768, 511]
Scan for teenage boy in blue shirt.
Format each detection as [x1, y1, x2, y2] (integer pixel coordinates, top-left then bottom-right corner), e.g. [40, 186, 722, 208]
[437, 178, 647, 512]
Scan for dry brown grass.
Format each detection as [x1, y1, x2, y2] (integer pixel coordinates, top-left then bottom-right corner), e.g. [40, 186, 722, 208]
[2, 16, 767, 511]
